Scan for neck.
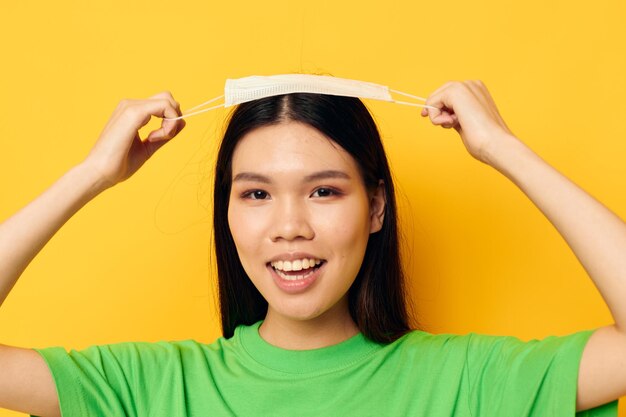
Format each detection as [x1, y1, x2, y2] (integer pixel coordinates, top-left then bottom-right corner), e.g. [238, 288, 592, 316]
[259, 297, 360, 350]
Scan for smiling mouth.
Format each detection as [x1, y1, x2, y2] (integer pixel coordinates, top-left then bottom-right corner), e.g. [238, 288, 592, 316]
[268, 259, 326, 281]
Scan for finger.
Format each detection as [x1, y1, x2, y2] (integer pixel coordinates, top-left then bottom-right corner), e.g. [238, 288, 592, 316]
[425, 93, 459, 127]
[149, 91, 181, 113]
[144, 133, 172, 157]
[426, 96, 456, 125]
[131, 98, 181, 142]
[440, 114, 460, 129]
[100, 99, 176, 150]
[147, 91, 184, 132]
[426, 82, 478, 128]
[146, 117, 186, 143]
[433, 113, 458, 128]
[428, 81, 456, 99]
[424, 85, 458, 124]
[148, 91, 183, 125]
[120, 98, 178, 127]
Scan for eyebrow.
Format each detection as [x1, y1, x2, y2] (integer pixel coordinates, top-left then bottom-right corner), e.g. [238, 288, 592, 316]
[232, 170, 351, 184]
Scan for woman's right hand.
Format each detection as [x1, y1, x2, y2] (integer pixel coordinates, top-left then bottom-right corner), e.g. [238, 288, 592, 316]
[0, 94, 187, 417]
[83, 91, 186, 188]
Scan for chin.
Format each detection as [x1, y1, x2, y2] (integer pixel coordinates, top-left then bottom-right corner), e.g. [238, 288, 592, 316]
[271, 300, 327, 322]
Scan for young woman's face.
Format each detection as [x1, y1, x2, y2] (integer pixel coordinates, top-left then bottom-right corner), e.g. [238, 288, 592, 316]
[228, 121, 384, 322]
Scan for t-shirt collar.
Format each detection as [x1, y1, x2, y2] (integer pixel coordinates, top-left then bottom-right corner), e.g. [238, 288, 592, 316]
[237, 320, 383, 375]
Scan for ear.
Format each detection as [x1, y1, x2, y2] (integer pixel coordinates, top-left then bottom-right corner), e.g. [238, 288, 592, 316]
[369, 180, 386, 234]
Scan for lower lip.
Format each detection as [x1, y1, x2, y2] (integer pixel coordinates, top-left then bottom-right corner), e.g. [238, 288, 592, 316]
[268, 262, 324, 294]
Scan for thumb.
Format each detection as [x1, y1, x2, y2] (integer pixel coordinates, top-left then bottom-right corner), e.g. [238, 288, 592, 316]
[144, 119, 186, 156]
[144, 134, 171, 158]
[428, 107, 458, 129]
[146, 117, 186, 141]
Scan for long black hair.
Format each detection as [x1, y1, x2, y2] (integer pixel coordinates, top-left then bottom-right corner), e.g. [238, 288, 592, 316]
[213, 93, 413, 344]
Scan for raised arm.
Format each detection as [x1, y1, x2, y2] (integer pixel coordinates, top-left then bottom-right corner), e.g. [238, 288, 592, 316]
[421, 80, 626, 412]
[0, 92, 185, 416]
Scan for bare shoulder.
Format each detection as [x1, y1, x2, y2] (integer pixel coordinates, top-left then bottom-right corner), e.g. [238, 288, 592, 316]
[0, 344, 60, 417]
[577, 324, 626, 412]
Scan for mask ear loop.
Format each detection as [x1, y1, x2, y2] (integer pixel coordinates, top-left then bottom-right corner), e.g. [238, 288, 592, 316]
[163, 89, 439, 121]
[389, 89, 439, 110]
[163, 94, 225, 121]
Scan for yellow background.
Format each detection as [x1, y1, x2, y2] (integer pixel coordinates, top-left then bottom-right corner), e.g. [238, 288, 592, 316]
[1, 0, 625, 415]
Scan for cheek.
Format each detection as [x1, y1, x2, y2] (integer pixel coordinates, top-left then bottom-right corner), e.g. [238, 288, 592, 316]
[314, 199, 371, 254]
[227, 202, 267, 270]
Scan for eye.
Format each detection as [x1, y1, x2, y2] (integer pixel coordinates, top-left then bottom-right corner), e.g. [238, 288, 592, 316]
[311, 187, 339, 198]
[242, 190, 270, 200]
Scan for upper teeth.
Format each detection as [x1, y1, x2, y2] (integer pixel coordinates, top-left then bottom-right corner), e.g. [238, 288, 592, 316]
[271, 258, 322, 271]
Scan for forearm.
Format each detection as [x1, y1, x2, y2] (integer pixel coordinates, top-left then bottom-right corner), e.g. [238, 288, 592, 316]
[0, 162, 110, 307]
[486, 134, 626, 330]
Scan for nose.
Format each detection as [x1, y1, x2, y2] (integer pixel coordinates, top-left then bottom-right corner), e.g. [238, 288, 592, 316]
[269, 198, 315, 242]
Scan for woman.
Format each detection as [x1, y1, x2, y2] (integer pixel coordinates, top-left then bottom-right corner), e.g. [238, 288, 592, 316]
[0, 80, 624, 416]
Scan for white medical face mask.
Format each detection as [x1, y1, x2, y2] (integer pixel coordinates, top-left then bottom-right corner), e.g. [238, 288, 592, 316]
[164, 74, 437, 121]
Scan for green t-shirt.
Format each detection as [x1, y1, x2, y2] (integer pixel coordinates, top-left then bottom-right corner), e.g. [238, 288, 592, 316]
[33, 322, 618, 416]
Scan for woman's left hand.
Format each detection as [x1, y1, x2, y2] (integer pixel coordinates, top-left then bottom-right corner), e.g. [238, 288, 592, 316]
[420, 80, 515, 165]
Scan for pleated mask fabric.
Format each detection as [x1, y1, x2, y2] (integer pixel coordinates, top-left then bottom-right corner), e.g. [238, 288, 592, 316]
[164, 74, 437, 121]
